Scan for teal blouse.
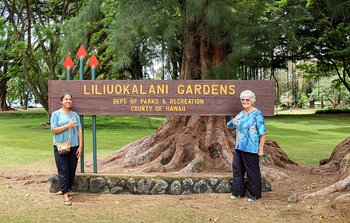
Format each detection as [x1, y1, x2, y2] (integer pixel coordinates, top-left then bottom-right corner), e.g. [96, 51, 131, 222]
[227, 109, 266, 154]
[50, 110, 82, 147]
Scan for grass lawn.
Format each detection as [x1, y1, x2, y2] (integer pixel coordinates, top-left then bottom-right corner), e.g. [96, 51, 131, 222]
[276, 108, 319, 115]
[0, 109, 164, 171]
[0, 109, 349, 169]
[265, 114, 350, 165]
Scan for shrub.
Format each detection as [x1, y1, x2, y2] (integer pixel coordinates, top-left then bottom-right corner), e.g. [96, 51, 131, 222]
[315, 108, 350, 114]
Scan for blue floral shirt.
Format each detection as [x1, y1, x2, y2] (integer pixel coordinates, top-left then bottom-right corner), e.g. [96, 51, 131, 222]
[50, 110, 82, 147]
[227, 109, 266, 154]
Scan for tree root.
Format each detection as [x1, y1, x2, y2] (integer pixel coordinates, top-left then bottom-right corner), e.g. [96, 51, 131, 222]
[96, 116, 296, 175]
[303, 136, 350, 199]
[97, 116, 234, 173]
[302, 174, 350, 199]
[261, 166, 290, 181]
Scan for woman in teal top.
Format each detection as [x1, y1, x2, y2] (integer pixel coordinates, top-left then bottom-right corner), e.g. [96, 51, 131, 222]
[227, 90, 266, 201]
[51, 93, 83, 206]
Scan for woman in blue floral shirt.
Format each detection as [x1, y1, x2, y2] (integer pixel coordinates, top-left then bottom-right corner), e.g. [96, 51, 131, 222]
[227, 90, 266, 201]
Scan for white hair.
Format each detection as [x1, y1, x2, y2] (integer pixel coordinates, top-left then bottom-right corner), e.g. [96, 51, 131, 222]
[240, 90, 256, 104]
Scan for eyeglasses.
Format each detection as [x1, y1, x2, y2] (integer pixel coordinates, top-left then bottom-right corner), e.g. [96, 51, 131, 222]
[241, 98, 250, 102]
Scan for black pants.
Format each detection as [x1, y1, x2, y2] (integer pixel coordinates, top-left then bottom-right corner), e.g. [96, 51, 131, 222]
[54, 145, 78, 194]
[232, 149, 262, 200]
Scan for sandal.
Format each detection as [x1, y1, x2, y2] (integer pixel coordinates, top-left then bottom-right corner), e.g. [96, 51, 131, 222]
[63, 199, 72, 206]
[63, 193, 72, 205]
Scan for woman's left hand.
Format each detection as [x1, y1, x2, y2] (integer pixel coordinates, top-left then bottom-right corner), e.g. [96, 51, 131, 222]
[76, 146, 83, 158]
[258, 147, 264, 156]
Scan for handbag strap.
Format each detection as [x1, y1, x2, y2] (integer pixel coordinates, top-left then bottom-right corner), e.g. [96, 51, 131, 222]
[67, 113, 72, 140]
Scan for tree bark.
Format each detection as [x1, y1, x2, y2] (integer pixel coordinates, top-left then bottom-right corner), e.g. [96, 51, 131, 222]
[127, 48, 143, 80]
[180, 11, 202, 79]
[0, 77, 12, 111]
[312, 136, 350, 177]
[302, 174, 350, 199]
[271, 68, 280, 104]
[98, 116, 234, 173]
[98, 116, 295, 173]
[309, 100, 315, 108]
[20, 90, 28, 110]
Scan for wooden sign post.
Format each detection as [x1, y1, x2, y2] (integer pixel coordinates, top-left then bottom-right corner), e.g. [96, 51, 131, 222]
[88, 54, 99, 174]
[76, 45, 87, 173]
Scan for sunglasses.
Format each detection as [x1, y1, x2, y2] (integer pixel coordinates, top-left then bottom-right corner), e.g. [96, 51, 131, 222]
[241, 98, 250, 102]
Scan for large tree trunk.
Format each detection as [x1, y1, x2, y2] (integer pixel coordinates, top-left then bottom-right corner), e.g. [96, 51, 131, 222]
[180, 5, 202, 80]
[98, 0, 296, 176]
[98, 116, 296, 174]
[99, 116, 233, 173]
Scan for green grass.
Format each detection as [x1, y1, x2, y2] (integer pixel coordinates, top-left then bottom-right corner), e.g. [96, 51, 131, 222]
[0, 109, 349, 169]
[0, 110, 164, 170]
[0, 110, 52, 167]
[82, 115, 164, 156]
[265, 114, 350, 165]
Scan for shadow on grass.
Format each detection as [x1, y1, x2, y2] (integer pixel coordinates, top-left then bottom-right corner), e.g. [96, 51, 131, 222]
[318, 127, 350, 134]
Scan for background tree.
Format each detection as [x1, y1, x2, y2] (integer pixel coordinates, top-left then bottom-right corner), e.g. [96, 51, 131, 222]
[96, 0, 293, 174]
[295, 0, 350, 198]
[1, 0, 83, 114]
[60, 0, 183, 81]
[0, 13, 14, 111]
[6, 77, 33, 109]
[302, 0, 350, 92]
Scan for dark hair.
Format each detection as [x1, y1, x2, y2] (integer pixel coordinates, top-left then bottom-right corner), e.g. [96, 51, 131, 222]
[60, 93, 73, 101]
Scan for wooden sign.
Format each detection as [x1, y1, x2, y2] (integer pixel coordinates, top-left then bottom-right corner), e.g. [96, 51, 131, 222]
[48, 80, 275, 116]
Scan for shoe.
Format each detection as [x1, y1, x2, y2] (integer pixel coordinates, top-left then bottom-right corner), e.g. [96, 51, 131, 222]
[247, 198, 256, 202]
[230, 195, 237, 200]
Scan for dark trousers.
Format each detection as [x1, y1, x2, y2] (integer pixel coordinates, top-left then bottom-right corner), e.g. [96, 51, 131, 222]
[54, 145, 78, 194]
[232, 149, 262, 200]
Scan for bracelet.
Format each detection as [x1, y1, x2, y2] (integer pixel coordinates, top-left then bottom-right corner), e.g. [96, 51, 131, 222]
[259, 146, 264, 149]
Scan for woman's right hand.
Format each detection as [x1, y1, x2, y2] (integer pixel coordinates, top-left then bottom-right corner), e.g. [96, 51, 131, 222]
[68, 119, 78, 128]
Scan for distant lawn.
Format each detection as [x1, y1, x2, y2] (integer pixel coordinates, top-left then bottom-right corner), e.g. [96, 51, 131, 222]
[276, 108, 319, 115]
[265, 114, 350, 165]
[0, 109, 349, 169]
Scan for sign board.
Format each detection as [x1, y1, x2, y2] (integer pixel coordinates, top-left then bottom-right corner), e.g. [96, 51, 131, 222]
[48, 80, 275, 116]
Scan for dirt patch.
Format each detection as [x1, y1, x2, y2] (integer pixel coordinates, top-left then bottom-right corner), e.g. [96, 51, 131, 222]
[0, 164, 349, 223]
